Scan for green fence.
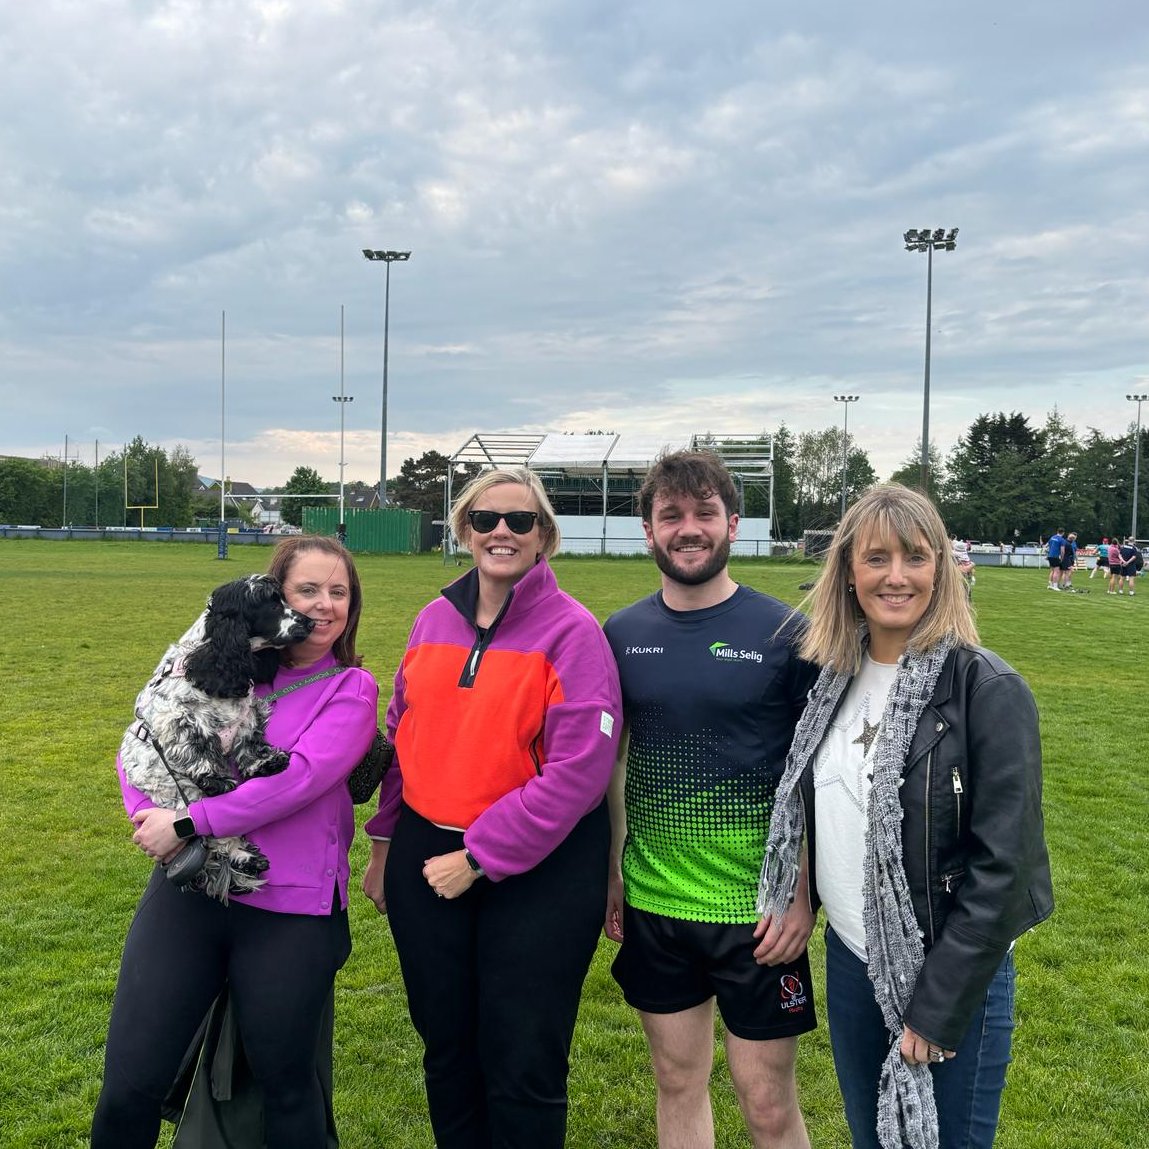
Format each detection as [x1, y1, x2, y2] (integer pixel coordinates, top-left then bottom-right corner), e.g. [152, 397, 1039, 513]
[302, 506, 426, 553]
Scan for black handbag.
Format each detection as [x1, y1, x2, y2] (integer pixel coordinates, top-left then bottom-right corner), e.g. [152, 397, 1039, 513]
[346, 730, 394, 804]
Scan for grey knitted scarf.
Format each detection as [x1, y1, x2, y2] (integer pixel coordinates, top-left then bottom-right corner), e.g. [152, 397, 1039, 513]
[758, 637, 956, 1149]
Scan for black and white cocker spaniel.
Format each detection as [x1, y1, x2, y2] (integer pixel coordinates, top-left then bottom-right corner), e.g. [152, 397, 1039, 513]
[120, 574, 313, 902]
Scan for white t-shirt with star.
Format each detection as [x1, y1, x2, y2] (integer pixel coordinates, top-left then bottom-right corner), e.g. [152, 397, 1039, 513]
[813, 653, 899, 960]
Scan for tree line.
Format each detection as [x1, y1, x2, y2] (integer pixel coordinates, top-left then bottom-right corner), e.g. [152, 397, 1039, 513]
[4, 410, 1144, 542]
[739, 408, 1143, 543]
[887, 409, 1146, 544]
[0, 438, 202, 528]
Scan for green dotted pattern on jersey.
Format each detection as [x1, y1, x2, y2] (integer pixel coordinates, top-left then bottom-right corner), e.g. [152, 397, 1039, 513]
[623, 703, 776, 924]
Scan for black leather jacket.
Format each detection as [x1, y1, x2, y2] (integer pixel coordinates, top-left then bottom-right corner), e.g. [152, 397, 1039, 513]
[802, 644, 1054, 1050]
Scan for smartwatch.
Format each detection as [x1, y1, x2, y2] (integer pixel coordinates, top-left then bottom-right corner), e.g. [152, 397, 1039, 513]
[464, 849, 485, 878]
[173, 816, 197, 841]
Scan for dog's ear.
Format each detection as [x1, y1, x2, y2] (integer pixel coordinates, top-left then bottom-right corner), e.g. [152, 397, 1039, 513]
[251, 646, 280, 685]
[185, 579, 256, 697]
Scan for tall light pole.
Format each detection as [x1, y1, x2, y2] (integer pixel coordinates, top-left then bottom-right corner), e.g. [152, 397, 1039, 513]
[62, 433, 73, 527]
[904, 227, 958, 492]
[333, 304, 354, 522]
[833, 395, 860, 519]
[218, 310, 228, 559]
[362, 248, 411, 505]
[1128, 393, 1148, 540]
[220, 310, 226, 524]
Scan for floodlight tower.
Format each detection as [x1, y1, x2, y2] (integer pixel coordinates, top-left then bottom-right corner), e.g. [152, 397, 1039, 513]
[1128, 392, 1148, 539]
[333, 304, 354, 522]
[833, 395, 860, 519]
[904, 227, 958, 491]
[362, 249, 411, 505]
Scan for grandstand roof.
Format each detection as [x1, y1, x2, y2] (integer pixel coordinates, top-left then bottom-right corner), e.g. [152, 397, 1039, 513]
[527, 433, 690, 474]
[449, 431, 769, 476]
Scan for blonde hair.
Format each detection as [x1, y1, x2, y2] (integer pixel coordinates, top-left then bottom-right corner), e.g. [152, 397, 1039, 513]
[800, 483, 978, 673]
[450, 467, 561, 558]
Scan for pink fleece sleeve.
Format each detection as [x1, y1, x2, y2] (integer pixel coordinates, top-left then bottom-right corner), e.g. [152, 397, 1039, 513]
[363, 679, 406, 839]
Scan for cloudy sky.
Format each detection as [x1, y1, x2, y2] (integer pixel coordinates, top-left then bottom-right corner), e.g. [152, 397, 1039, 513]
[2, 0, 1147, 489]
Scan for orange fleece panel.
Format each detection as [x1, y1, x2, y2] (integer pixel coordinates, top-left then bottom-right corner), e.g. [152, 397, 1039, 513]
[396, 642, 566, 829]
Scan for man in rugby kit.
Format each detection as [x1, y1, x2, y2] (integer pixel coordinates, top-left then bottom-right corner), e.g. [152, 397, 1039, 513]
[604, 450, 816, 1149]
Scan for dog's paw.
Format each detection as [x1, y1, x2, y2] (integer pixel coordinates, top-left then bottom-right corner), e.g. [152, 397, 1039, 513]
[247, 749, 290, 778]
[199, 776, 238, 797]
[232, 849, 271, 877]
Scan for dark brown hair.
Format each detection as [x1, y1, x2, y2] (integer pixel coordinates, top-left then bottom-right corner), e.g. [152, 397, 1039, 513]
[638, 449, 739, 522]
[266, 536, 364, 667]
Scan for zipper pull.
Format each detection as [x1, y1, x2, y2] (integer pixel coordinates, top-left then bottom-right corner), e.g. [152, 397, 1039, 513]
[944, 873, 953, 893]
[951, 767, 964, 795]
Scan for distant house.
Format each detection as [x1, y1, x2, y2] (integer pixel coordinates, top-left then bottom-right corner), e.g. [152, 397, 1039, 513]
[197, 476, 270, 522]
[252, 496, 284, 527]
[197, 475, 261, 496]
[346, 487, 380, 511]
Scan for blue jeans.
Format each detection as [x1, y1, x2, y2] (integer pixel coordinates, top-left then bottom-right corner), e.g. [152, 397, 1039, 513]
[824, 925, 1015, 1149]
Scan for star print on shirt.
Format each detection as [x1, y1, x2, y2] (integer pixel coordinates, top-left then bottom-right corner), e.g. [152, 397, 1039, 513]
[852, 718, 880, 757]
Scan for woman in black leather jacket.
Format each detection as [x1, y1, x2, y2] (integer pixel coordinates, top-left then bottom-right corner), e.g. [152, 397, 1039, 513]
[756, 484, 1053, 1149]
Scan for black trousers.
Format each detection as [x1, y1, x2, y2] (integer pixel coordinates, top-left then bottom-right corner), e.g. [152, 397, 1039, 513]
[385, 802, 609, 1149]
[91, 866, 351, 1149]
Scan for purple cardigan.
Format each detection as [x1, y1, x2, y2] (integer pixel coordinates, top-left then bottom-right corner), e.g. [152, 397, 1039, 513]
[118, 651, 378, 915]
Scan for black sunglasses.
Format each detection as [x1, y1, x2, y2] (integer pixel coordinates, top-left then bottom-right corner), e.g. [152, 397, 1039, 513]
[467, 510, 539, 535]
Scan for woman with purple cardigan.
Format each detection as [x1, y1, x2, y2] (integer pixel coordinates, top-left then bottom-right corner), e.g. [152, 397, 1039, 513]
[92, 537, 378, 1149]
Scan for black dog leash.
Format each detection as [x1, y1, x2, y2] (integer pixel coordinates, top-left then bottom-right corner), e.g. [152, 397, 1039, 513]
[131, 713, 199, 809]
[130, 714, 210, 888]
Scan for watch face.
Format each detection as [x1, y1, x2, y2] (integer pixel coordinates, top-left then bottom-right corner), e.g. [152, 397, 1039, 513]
[174, 816, 197, 841]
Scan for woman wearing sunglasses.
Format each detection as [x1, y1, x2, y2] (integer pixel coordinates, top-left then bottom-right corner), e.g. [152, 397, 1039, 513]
[363, 467, 622, 1148]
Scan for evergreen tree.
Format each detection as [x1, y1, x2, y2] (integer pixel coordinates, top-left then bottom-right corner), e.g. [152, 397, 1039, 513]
[1111, 417, 1149, 540]
[280, 466, 328, 527]
[945, 413, 1045, 540]
[770, 424, 797, 537]
[390, 451, 481, 516]
[1067, 427, 1125, 541]
[888, 439, 945, 500]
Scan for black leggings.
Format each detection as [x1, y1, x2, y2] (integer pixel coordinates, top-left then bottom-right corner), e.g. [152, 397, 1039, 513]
[91, 867, 351, 1149]
[385, 801, 609, 1149]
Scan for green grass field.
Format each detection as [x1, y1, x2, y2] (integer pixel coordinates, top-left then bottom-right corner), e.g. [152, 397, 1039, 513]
[0, 542, 1145, 1147]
